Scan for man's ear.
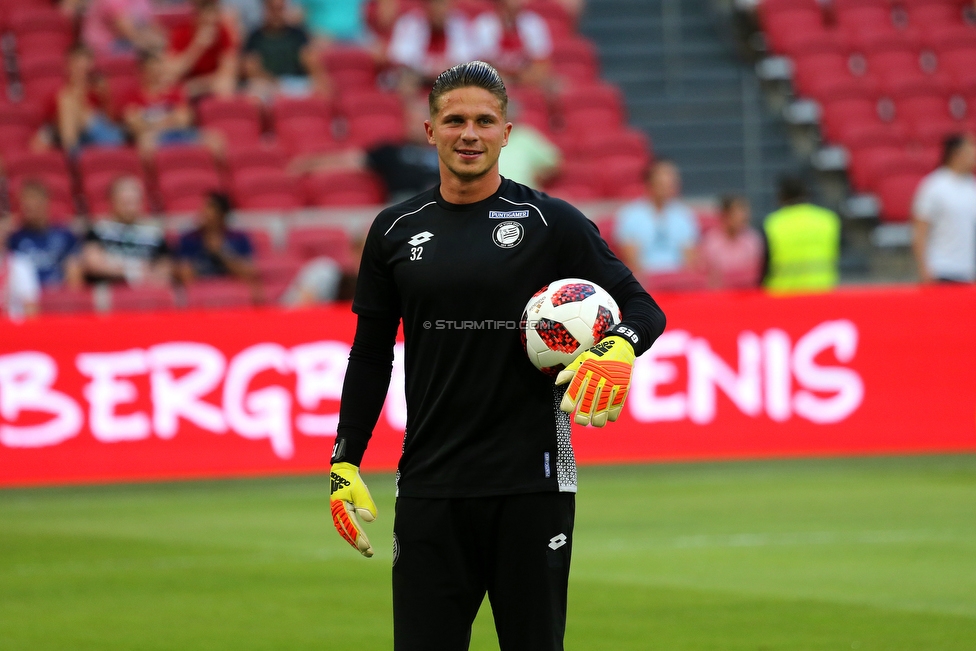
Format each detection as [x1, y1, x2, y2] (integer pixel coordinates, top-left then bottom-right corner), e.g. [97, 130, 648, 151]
[425, 120, 435, 145]
[501, 122, 513, 147]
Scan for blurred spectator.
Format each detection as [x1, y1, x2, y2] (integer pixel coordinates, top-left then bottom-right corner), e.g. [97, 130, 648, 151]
[912, 133, 976, 284]
[175, 192, 257, 286]
[281, 233, 363, 306]
[80, 176, 172, 286]
[56, 45, 127, 154]
[388, 0, 473, 90]
[243, 0, 331, 101]
[123, 51, 224, 161]
[613, 160, 699, 273]
[6, 180, 83, 289]
[700, 194, 763, 288]
[289, 96, 439, 201]
[473, 0, 553, 89]
[292, 0, 369, 44]
[1, 249, 40, 321]
[762, 177, 840, 294]
[498, 116, 560, 188]
[81, 0, 166, 55]
[165, 0, 239, 98]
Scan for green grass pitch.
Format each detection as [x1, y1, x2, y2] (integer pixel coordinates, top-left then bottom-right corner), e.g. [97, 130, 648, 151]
[2, 455, 975, 650]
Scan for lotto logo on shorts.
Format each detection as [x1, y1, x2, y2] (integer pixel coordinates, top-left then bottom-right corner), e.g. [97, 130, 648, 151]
[548, 533, 568, 550]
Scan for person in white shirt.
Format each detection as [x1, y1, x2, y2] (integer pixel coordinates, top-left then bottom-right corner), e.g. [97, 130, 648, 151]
[387, 0, 472, 88]
[613, 160, 700, 274]
[2, 252, 40, 321]
[472, 0, 553, 89]
[912, 133, 976, 283]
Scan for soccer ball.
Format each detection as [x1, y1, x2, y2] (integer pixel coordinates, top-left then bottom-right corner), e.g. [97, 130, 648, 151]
[521, 278, 621, 378]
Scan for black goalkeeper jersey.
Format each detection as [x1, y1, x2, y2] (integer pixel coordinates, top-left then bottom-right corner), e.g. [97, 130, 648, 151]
[346, 178, 663, 498]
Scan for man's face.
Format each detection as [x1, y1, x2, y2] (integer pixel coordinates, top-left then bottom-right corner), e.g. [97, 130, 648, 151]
[426, 87, 511, 183]
[20, 188, 49, 229]
[955, 135, 976, 173]
[110, 180, 144, 223]
[141, 55, 164, 84]
[722, 200, 749, 236]
[426, 0, 450, 27]
[265, 0, 286, 26]
[648, 163, 680, 204]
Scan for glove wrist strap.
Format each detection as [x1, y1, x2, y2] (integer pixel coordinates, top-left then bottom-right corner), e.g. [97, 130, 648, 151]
[607, 324, 640, 349]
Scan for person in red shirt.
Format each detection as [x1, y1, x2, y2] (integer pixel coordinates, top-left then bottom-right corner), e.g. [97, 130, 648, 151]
[165, 0, 239, 98]
[123, 51, 225, 161]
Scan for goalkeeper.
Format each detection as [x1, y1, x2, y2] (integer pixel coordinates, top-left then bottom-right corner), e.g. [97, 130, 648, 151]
[330, 61, 666, 651]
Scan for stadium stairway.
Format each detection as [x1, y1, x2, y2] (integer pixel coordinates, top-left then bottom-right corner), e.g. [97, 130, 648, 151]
[581, 0, 802, 217]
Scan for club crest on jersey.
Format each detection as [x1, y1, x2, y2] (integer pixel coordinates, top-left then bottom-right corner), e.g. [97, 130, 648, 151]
[408, 231, 434, 246]
[488, 210, 530, 219]
[492, 221, 524, 249]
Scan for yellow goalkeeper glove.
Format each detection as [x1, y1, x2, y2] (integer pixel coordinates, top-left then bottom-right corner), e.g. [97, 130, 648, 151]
[555, 335, 635, 427]
[330, 462, 377, 558]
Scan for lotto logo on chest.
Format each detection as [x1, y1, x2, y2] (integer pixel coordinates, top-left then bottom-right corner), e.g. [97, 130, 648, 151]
[492, 221, 524, 249]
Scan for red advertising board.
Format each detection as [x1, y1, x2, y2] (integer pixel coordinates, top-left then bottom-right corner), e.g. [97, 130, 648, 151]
[1, 285, 974, 487]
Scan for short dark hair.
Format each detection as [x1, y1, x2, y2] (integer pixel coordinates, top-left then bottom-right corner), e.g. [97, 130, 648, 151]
[719, 193, 746, 213]
[941, 133, 969, 167]
[20, 178, 49, 198]
[206, 191, 232, 218]
[428, 61, 508, 117]
[778, 176, 807, 204]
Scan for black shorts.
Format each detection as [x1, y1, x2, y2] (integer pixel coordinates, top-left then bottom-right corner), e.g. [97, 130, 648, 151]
[392, 492, 576, 651]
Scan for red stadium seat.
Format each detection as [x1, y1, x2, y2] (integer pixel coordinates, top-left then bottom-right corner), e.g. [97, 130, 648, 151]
[18, 55, 65, 103]
[791, 53, 854, 98]
[78, 146, 143, 181]
[508, 85, 549, 114]
[303, 171, 385, 207]
[226, 142, 288, 177]
[322, 46, 377, 90]
[578, 128, 652, 169]
[762, 9, 825, 54]
[551, 37, 599, 82]
[875, 171, 926, 222]
[775, 29, 846, 57]
[286, 226, 351, 263]
[110, 285, 176, 312]
[924, 24, 976, 51]
[558, 83, 625, 124]
[158, 169, 223, 213]
[847, 26, 924, 55]
[255, 253, 303, 287]
[562, 106, 623, 137]
[0, 103, 40, 152]
[152, 144, 218, 177]
[184, 280, 256, 309]
[907, 3, 963, 28]
[8, 7, 72, 57]
[833, 3, 892, 29]
[197, 96, 264, 145]
[848, 144, 905, 191]
[271, 96, 336, 153]
[938, 47, 976, 94]
[231, 169, 302, 210]
[821, 98, 882, 142]
[597, 157, 646, 198]
[834, 121, 907, 149]
[525, 0, 575, 39]
[39, 287, 94, 314]
[896, 95, 951, 125]
[3, 150, 69, 179]
[910, 117, 968, 147]
[346, 113, 405, 148]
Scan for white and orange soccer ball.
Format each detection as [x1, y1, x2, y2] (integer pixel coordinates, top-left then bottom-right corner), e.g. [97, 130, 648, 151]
[521, 278, 621, 378]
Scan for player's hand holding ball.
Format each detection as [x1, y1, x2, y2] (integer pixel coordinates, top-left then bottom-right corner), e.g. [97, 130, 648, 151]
[522, 278, 637, 427]
[330, 462, 377, 557]
[556, 335, 635, 427]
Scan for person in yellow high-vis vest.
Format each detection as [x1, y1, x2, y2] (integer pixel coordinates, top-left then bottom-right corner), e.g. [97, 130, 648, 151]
[762, 177, 841, 293]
